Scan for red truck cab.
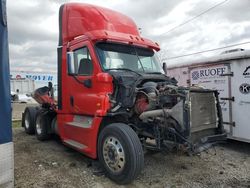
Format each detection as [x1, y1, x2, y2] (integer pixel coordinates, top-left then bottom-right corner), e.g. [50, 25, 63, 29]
[22, 3, 226, 184]
[57, 2, 160, 158]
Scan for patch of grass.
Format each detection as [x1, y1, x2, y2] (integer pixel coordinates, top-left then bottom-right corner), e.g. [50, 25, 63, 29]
[12, 120, 21, 128]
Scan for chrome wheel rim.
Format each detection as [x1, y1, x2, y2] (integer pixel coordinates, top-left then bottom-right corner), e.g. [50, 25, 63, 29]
[36, 116, 42, 135]
[103, 136, 125, 173]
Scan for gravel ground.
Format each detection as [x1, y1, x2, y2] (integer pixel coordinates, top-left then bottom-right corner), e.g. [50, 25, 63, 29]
[13, 124, 250, 188]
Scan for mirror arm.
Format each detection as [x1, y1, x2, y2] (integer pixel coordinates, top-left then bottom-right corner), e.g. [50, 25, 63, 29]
[72, 76, 92, 88]
[162, 62, 167, 74]
[83, 79, 92, 88]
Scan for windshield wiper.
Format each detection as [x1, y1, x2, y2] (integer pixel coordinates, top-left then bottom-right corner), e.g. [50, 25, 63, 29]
[133, 46, 145, 73]
[145, 72, 163, 74]
[106, 68, 142, 76]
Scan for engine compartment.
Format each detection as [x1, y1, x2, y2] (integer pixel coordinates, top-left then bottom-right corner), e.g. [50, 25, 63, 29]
[108, 71, 226, 153]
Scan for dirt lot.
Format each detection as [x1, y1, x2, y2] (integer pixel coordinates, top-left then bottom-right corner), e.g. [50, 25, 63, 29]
[13, 123, 250, 188]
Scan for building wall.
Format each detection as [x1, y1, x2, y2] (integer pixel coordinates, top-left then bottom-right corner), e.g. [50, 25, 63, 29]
[10, 71, 57, 89]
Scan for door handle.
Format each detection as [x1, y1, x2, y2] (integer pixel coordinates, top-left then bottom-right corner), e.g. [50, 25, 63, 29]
[70, 96, 74, 107]
[220, 97, 234, 101]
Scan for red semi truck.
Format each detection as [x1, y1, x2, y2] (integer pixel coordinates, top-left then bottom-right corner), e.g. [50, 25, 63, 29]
[22, 3, 226, 184]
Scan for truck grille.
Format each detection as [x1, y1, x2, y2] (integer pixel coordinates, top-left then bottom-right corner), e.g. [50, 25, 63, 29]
[189, 92, 218, 134]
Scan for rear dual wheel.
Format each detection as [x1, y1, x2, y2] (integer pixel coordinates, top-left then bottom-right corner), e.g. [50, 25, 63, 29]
[23, 107, 38, 134]
[22, 106, 52, 141]
[98, 123, 144, 184]
[35, 112, 51, 141]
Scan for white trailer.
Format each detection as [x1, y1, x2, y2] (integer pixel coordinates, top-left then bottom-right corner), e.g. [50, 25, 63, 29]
[167, 50, 250, 142]
[10, 78, 35, 94]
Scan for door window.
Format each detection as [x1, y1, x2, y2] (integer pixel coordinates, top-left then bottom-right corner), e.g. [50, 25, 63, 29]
[68, 47, 93, 75]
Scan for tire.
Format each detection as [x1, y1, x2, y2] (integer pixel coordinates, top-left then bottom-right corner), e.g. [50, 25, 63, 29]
[35, 112, 51, 141]
[23, 107, 38, 134]
[51, 117, 58, 135]
[98, 123, 144, 184]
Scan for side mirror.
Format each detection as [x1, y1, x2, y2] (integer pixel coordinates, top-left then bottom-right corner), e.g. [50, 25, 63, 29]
[67, 52, 75, 74]
[162, 62, 167, 75]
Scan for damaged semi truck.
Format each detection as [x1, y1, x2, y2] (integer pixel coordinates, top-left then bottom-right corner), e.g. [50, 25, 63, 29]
[22, 3, 226, 184]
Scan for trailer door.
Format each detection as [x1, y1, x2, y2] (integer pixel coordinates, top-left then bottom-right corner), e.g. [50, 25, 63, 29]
[230, 59, 250, 142]
[190, 64, 232, 134]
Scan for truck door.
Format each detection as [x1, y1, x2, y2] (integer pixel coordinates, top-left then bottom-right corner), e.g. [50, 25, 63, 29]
[230, 60, 250, 142]
[190, 64, 232, 134]
[62, 41, 102, 147]
[67, 41, 99, 115]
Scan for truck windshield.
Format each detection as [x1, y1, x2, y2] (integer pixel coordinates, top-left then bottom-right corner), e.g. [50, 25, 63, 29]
[95, 42, 163, 74]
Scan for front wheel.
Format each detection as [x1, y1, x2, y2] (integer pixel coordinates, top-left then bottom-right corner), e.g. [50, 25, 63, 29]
[98, 123, 144, 184]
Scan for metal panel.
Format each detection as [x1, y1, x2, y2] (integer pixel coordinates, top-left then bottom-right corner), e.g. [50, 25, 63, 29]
[0, 142, 14, 188]
[67, 115, 93, 128]
[190, 92, 218, 133]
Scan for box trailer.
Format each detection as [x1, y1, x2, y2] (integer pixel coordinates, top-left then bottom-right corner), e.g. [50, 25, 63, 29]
[0, 0, 14, 187]
[167, 50, 250, 142]
[10, 78, 35, 94]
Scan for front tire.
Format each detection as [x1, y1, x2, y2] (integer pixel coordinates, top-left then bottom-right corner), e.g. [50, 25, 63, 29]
[98, 123, 144, 184]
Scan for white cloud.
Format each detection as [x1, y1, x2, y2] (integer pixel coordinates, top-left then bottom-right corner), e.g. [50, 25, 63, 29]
[7, 0, 250, 71]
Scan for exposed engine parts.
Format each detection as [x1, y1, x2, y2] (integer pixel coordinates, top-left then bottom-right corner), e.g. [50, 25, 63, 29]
[108, 72, 225, 154]
[135, 81, 180, 115]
